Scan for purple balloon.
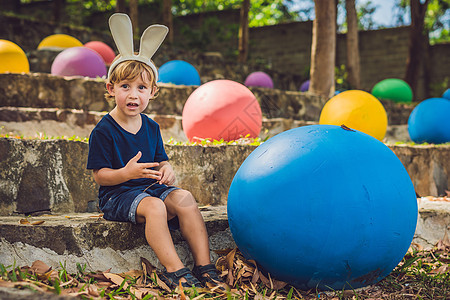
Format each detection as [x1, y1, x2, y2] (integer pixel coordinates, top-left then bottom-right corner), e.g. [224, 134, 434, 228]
[244, 71, 274, 88]
[51, 47, 107, 78]
[300, 80, 310, 92]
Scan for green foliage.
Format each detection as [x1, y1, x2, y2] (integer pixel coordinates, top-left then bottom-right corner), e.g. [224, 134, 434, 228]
[356, 0, 378, 30]
[396, 0, 450, 43]
[172, 0, 300, 27]
[335, 64, 351, 91]
[247, 0, 299, 27]
[178, 16, 238, 52]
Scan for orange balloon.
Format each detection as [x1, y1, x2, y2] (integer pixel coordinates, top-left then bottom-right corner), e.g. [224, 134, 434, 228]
[319, 90, 388, 140]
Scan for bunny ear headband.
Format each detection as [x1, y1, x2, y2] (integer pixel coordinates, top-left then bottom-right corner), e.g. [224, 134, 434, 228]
[108, 13, 168, 81]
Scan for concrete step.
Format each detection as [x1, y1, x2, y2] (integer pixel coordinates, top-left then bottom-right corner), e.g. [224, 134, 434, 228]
[1, 198, 449, 274]
[0, 107, 411, 143]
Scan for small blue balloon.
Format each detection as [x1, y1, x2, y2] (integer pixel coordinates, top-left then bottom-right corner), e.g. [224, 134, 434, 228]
[158, 60, 201, 86]
[408, 97, 450, 144]
[442, 88, 450, 100]
[228, 125, 417, 290]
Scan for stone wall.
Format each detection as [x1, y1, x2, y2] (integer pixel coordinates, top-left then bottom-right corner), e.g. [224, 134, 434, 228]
[0, 73, 413, 125]
[0, 138, 448, 216]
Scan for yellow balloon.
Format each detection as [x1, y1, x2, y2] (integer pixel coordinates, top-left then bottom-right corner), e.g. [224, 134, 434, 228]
[319, 90, 388, 140]
[37, 34, 83, 50]
[0, 40, 30, 73]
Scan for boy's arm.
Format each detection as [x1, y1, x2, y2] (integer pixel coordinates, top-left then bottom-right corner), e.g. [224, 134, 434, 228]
[93, 151, 162, 186]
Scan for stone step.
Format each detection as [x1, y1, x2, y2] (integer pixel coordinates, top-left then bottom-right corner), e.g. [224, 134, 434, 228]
[0, 198, 448, 274]
[0, 138, 448, 216]
[0, 73, 413, 125]
[0, 107, 410, 143]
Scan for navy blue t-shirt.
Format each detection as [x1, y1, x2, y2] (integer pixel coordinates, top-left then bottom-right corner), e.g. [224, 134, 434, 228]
[87, 113, 169, 200]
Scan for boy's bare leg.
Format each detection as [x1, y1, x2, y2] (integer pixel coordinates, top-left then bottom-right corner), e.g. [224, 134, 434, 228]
[136, 196, 185, 272]
[164, 189, 211, 267]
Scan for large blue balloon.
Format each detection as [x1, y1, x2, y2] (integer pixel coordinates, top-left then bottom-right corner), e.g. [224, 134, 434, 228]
[408, 97, 450, 144]
[228, 125, 417, 290]
[158, 60, 201, 86]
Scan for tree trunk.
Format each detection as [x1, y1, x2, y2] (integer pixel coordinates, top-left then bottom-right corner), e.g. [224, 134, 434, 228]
[53, 0, 65, 24]
[310, 0, 336, 98]
[162, 0, 174, 43]
[116, 0, 126, 13]
[129, 0, 139, 37]
[238, 0, 250, 64]
[404, 0, 429, 99]
[345, 0, 360, 89]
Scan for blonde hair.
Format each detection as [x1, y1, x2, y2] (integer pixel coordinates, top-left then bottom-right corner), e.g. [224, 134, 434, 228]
[105, 58, 160, 101]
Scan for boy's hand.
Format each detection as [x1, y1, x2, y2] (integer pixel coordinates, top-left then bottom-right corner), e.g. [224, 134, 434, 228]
[125, 151, 161, 181]
[158, 162, 176, 185]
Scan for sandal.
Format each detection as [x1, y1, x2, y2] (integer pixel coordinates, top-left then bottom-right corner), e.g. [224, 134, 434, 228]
[159, 267, 202, 289]
[192, 264, 225, 288]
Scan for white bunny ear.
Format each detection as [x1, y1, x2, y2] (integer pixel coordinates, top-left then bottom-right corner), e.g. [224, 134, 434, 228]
[109, 13, 134, 56]
[107, 13, 168, 80]
[139, 25, 168, 60]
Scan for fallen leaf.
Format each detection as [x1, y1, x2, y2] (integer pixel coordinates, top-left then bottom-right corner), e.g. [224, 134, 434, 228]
[19, 218, 30, 224]
[30, 260, 52, 274]
[119, 269, 143, 279]
[154, 272, 171, 292]
[31, 220, 45, 225]
[103, 272, 128, 290]
[178, 280, 186, 299]
[429, 265, 449, 274]
[226, 248, 237, 270]
[141, 257, 156, 276]
[89, 214, 104, 218]
[435, 232, 450, 250]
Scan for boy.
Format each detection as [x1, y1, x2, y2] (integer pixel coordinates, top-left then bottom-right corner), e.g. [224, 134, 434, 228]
[87, 13, 223, 289]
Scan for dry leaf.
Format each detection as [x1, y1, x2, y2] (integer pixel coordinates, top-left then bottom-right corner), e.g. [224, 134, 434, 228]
[429, 265, 449, 274]
[410, 243, 424, 252]
[30, 260, 52, 274]
[226, 248, 237, 269]
[141, 257, 156, 275]
[90, 214, 104, 218]
[103, 272, 129, 290]
[120, 269, 143, 279]
[154, 273, 172, 292]
[31, 220, 45, 225]
[19, 218, 30, 224]
[178, 280, 187, 299]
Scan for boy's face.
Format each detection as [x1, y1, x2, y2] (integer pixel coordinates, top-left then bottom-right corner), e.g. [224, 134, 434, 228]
[106, 71, 157, 118]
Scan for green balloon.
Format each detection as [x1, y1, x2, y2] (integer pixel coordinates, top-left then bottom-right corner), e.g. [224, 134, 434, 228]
[371, 78, 413, 103]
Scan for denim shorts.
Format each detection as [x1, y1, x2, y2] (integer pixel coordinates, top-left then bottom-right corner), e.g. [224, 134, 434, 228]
[99, 183, 180, 229]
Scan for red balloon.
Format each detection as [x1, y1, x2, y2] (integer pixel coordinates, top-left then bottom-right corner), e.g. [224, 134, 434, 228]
[84, 41, 116, 66]
[182, 80, 262, 142]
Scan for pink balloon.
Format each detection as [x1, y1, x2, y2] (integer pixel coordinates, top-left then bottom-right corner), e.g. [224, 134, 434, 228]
[51, 47, 107, 78]
[84, 41, 116, 66]
[182, 80, 263, 142]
